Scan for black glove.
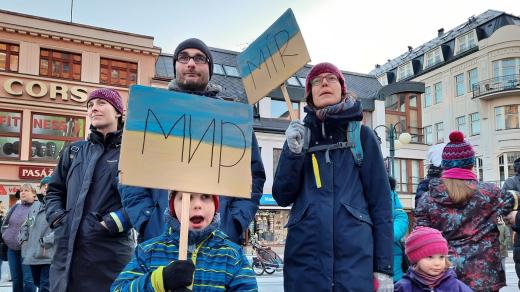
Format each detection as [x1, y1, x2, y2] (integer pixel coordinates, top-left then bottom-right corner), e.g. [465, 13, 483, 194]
[173, 288, 192, 292]
[163, 260, 195, 291]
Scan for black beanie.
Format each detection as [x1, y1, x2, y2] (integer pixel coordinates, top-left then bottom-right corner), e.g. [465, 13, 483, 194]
[173, 38, 213, 79]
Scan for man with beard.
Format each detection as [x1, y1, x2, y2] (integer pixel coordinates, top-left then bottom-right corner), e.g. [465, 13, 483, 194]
[119, 38, 266, 245]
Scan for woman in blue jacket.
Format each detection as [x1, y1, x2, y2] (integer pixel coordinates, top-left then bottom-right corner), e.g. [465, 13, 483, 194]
[389, 176, 409, 282]
[272, 63, 393, 292]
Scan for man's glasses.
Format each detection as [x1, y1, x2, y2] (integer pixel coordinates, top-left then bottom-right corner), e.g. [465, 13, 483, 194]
[310, 74, 339, 87]
[177, 54, 209, 64]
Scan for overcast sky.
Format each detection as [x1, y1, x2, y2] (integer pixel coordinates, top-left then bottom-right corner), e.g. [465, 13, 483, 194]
[1, 0, 518, 74]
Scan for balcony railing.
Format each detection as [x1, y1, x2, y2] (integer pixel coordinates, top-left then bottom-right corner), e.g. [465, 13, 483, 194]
[473, 74, 520, 98]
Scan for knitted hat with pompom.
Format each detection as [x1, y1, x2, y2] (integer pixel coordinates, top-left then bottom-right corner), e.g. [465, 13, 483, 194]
[441, 131, 475, 170]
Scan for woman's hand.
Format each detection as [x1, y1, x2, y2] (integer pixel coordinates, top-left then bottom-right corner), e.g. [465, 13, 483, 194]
[285, 121, 305, 154]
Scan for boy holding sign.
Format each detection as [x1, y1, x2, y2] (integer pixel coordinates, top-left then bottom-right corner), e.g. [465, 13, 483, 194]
[111, 191, 257, 291]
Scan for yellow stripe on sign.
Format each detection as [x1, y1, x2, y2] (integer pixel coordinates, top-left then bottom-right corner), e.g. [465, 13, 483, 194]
[312, 154, 322, 189]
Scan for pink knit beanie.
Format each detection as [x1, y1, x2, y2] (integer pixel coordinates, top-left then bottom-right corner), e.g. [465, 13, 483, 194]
[305, 62, 347, 106]
[405, 227, 448, 264]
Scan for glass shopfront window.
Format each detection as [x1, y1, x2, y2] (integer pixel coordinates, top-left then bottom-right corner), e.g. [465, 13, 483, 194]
[31, 113, 85, 161]
[0, 110, 22, 159]
[252, 210, 289, 245]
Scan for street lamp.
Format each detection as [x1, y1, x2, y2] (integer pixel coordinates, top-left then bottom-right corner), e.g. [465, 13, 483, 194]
[373, 124, 412, 177]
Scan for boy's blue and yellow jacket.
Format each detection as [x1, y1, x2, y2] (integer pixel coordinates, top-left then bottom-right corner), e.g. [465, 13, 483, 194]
[111, 213, 257, 291]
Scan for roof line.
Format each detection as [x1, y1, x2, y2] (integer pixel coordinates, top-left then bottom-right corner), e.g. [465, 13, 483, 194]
[0, 9, 155, 40]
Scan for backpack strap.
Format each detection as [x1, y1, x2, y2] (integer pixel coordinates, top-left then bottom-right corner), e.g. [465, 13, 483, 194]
[347, 121, 363, 167]
[303, 121, 364, 166]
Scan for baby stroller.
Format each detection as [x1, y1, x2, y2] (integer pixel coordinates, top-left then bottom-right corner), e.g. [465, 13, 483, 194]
[251, 241, 283, 276]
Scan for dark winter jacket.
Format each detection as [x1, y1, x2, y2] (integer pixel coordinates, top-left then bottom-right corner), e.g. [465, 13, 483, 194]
[511, 212, 520, 289]
[272, 102, 393, 292]
[395, 268, 472, 291]
[45, 129, 134, 292]
[415, 178, 430, 204]
[19, 200, 55, 265]
[414, 177, 516, 291]
[502, 175, 520, 193]
[120, 81, 266, 244]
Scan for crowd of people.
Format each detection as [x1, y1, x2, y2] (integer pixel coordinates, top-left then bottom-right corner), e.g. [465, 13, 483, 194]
[0, 37, 517, 292]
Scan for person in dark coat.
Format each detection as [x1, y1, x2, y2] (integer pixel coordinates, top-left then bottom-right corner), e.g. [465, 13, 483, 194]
[505, 207, 520, 289]
[415, 143, 445, 204]
[272, 62, 393, 292]
[395, 227, 472, 292]
[502, 158, 520, 192]
[503, 158, 520, 289]
[119, 38, 266, 245]
[45, 88, 134, 292]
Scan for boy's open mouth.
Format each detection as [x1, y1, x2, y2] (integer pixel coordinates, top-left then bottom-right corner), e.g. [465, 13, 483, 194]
[190, 215, 204, 224]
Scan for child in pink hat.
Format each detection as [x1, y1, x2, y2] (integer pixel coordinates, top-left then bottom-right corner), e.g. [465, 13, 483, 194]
[395, 227, 471, 291]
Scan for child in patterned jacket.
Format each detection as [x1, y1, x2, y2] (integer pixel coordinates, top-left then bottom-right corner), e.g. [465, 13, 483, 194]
[111, 191, 257, 292]
[395, 227, 472, 292]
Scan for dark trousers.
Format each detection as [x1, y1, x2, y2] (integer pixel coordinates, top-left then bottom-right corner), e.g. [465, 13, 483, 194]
[7, 248, 36, 292]
[30, 264, 50, 292]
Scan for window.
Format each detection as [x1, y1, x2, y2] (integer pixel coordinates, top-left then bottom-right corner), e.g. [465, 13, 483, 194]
[493, 58, 520, 78]
[298, 77, 307, 87]
[0, 110, 22, 159]
[476, 157, 483, 181]
[455, 30, 477, 55]
[273, 148, 282, 174]
[435, 122, 444, 143]
[424, 126, 433, 145]
[31, 113, 85, 161]
[287, 76, 301, 86]
[393, 158, 424, 193]
[397, 62, 413, 81]
[213, 64, 225, 75]
[40, 49, 81, 81]
[468, 68, 478, 92]
[455, 74, 465, 96]
[424, 47, 443, 69]
[100, 58, 137, 87]
[424, 86, 432, 108]
[385, 93, 422, 144]
[434, 82, 443, 104]
[378, 74, 388, 86]
[498, 152, 520, 185]
[456, 116, 467, 135]
[271, 99, 299, 120]
[0, 43, 19, 72]
[223, 65, 240, 77]
[495, 105, 519, 130]
[470, 112, 480, 136]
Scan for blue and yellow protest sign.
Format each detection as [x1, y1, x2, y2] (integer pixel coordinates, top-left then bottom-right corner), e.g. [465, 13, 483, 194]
[238, 8, 311, 105]
[119, 85, 252, 198]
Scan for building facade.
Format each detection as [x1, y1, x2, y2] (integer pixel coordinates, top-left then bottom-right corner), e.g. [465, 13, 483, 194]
[0, 10, 160, 207]
[371, 9, 520, 192]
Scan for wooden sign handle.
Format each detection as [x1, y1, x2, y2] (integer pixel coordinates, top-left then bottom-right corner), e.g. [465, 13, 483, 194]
[178, 192, 191, 260]
[280, 83, 298, 121]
